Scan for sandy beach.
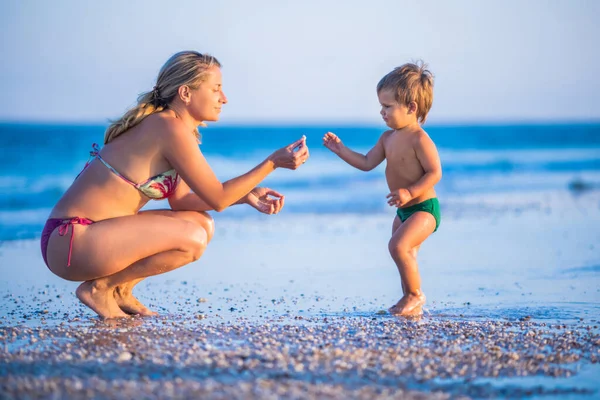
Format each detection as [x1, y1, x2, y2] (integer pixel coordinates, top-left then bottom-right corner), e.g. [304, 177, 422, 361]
[2, 0, 599, 396]
[1, 189, 599, 399]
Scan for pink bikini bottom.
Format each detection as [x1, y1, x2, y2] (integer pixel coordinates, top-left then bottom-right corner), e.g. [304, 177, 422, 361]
[40, 217, 94, 267]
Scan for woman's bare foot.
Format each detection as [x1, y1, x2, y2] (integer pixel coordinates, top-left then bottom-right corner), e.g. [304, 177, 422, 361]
[389, 293, 426, 317]
[114, 286, 158, 316]
[76, 281, 129, 319]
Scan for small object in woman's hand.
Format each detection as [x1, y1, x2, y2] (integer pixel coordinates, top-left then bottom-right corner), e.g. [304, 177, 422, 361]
[293, 135, 307, 152]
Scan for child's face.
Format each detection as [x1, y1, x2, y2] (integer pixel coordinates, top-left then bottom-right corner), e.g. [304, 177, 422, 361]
[378, 89, 411, 129]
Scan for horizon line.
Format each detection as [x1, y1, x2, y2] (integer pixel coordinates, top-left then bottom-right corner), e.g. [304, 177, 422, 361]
[1, 118, 600, 129]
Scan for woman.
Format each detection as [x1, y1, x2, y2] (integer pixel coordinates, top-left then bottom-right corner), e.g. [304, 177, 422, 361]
[41, 51, 309, 319]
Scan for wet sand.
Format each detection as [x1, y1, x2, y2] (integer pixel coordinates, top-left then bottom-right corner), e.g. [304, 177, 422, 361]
[1, 190, 599, 399]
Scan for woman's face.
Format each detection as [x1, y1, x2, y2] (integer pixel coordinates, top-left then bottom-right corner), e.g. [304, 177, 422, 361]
[189, 66, 228, 122]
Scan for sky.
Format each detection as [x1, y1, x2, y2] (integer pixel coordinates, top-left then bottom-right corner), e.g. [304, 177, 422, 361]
[1, 0, 599, 125]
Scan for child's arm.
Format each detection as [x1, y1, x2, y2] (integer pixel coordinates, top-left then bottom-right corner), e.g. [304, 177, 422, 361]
[322, 131, 387, 171]
[407, 133, 442, 198]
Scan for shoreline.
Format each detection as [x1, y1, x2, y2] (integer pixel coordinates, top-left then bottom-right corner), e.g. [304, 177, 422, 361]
[1, 190, 599, 398]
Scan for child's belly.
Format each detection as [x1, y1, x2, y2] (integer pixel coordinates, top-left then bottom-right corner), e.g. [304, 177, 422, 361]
[385, 162, 423, 191]
[385, 165, 437, 206]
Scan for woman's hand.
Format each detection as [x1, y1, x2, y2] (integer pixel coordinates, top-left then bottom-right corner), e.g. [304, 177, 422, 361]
[322, 132, 344, 154]
[245, 187, 285, 215]
[269, 136, 309, 169]
[386, 188, 413, 207]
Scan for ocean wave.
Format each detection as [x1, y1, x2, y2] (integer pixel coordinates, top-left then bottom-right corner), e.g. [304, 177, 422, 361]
[0, 208, 52, 224]
[1, 150, 599, 211]
[439, 147, 600, 164]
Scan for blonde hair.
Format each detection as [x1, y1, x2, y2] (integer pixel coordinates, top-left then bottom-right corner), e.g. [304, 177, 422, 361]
[377, 61, 434, 124]
[104, 51, 222, 144]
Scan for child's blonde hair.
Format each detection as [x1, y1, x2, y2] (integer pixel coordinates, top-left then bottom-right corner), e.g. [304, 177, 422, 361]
[377, 61, 434, 124]
[104, 51, 221, 144]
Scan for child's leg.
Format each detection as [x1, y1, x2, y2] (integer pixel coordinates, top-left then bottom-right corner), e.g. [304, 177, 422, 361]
[391, 217, 408, 296]
[392, 216, 421, 295]
[388, 211, 436, 316]
[391, 217, 422, 296]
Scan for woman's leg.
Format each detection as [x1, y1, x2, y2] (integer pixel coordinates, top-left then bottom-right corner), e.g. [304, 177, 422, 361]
[113, 210, 215, 315]
[45, 213, 210, 318]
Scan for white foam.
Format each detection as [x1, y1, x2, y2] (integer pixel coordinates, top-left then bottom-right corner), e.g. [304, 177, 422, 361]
[438, 147, 600, 166]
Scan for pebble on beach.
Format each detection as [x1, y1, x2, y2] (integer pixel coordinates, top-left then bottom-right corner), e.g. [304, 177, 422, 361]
[1, 314, 598, 399]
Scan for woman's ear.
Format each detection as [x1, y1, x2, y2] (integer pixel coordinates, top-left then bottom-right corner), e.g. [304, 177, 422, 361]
[178, 85, 191, 105]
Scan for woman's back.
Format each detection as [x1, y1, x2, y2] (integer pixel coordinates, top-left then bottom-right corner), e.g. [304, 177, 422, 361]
[50, 113, 180, 221]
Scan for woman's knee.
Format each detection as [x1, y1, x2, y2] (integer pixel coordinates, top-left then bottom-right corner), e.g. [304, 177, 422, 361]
[181, 223, 208, 262]
[196, 211, 215, 242]
[176, 211, 214, 242]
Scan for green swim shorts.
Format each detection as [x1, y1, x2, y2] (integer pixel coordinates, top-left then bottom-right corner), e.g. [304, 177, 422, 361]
[396, 197, 441, 232]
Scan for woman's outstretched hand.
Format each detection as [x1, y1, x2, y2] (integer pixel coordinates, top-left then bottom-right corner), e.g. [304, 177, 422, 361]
[246, 187, 285, 215]
[269, 136, 309, 169]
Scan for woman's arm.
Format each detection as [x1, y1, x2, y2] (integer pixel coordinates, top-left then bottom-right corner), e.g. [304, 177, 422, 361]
[167, 179, 240, 211]
[169, 180, 285, 215]
[162, 119, 307, 212]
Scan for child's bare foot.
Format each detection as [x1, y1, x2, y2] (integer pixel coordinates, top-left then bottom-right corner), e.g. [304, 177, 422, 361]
[389, 293, 426, 317]
[114, 286, 158, 316]
[76, 281, 129, 319]
[405, 305, 423, 319]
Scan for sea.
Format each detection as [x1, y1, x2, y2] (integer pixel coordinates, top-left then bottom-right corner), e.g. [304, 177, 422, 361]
[1, 122, 599, 242]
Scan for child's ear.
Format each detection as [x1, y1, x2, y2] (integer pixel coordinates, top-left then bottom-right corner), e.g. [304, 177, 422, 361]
[408, 101, 418, 114]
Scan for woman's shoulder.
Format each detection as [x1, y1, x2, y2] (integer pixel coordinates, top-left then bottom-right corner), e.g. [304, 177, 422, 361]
[141, 112, 193, 140]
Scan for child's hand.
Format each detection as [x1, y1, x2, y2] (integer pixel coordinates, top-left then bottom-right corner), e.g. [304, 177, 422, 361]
[386, 188, 412, 207]
[322, 132, 344, 154]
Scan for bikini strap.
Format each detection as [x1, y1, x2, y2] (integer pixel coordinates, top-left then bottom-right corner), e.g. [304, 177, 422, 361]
[83, 143, 101, 170]
[90, 143, 100, 157]
[57, 217, 94, 267]
[86, 143, 140, 188]
[95, 155, 140, 188]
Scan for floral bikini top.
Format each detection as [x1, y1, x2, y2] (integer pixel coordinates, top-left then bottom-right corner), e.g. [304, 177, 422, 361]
[84, 143, 179, 200]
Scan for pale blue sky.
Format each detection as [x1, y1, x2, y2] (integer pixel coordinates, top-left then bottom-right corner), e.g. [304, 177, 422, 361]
[1, 0, 598, 124]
